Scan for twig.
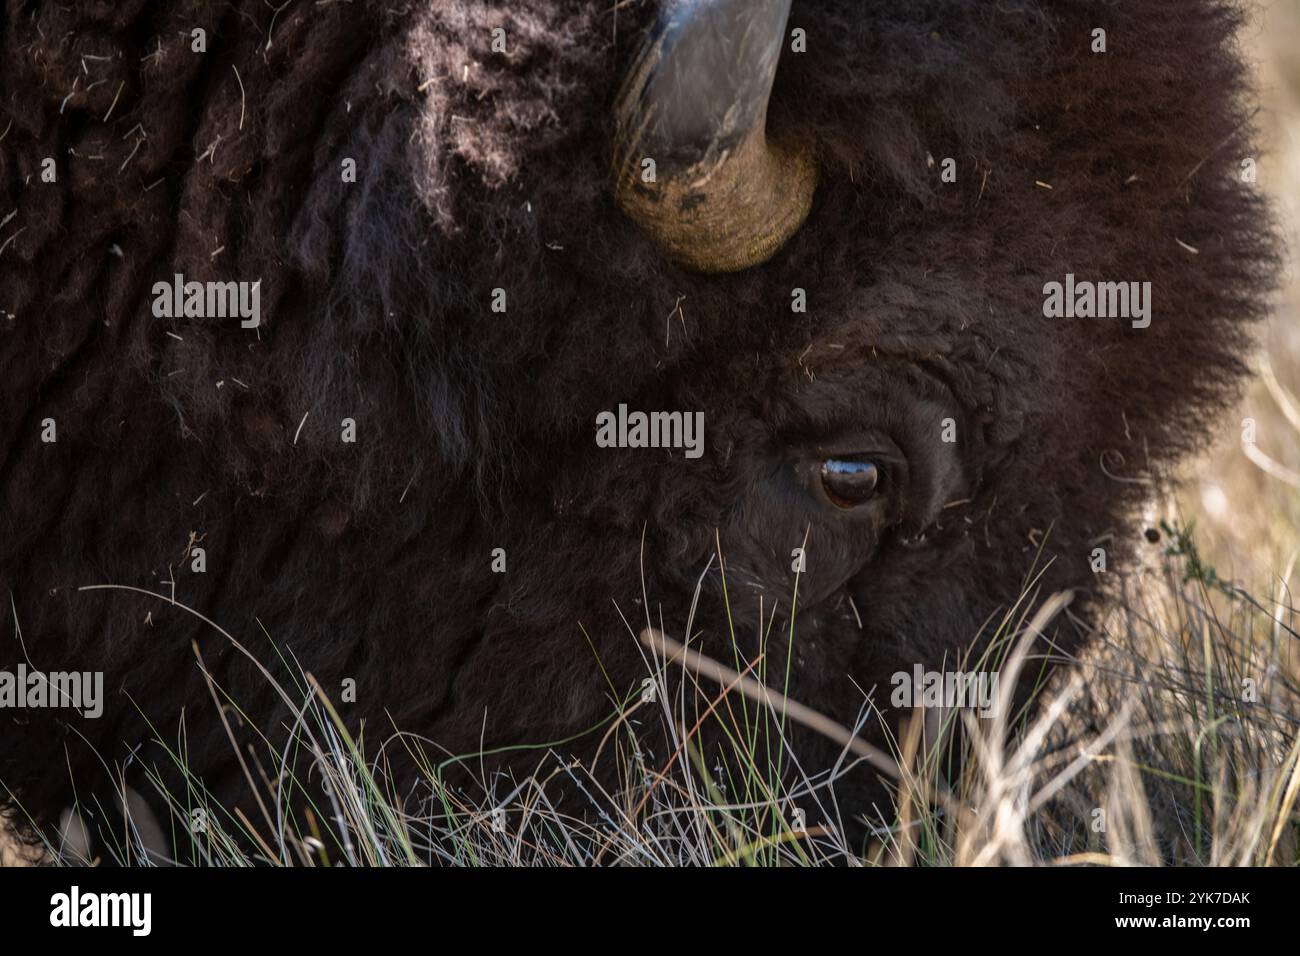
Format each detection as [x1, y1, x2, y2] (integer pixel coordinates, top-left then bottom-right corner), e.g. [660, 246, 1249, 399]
[640, 627, 904, 785]
[103, 80, 125, 122]
[232, 65, 246, 131]
[0, 227, 26, 258]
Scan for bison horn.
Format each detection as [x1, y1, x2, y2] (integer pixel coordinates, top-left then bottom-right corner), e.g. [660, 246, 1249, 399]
[613, 0, 817, 273]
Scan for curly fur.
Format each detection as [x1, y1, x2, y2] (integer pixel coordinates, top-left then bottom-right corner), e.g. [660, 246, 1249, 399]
[0, 0, 1280, 840]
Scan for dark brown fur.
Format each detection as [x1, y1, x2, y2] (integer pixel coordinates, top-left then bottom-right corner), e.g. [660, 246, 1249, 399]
[0, 0, 1279, 846]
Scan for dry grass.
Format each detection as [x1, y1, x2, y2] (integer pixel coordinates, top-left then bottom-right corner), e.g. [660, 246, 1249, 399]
[3, 522, 1298, 868]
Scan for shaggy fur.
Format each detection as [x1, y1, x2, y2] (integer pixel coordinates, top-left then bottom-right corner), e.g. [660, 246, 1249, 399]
[0, 0, 1279, 843]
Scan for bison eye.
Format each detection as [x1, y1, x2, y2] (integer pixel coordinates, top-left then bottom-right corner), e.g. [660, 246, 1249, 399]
[819, 458, 880, 509]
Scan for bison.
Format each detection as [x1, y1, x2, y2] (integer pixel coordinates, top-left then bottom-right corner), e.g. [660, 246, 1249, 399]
[0, 0, 1279, 854]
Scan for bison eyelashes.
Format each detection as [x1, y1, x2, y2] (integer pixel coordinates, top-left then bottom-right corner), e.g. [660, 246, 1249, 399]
[819, 459, 881, 510]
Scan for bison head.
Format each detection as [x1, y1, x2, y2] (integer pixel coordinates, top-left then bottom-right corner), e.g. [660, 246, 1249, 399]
[0, 0, 1278, 843]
